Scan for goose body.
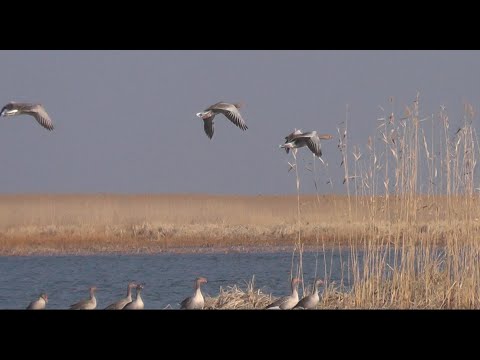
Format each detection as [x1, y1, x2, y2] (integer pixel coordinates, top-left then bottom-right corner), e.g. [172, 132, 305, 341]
[105, 282, 136, 310]
[293, 280, 323, 309]
[265, 278, 300, 310]
[70, 287, 97, 310]
[27, 293, 48, 310]
[196, 102, 247, 139]
[0, 102, 54, 131]
[280, 130, 333, 157]
[123, 284, 144, 310]
[180, 277, 208, 309]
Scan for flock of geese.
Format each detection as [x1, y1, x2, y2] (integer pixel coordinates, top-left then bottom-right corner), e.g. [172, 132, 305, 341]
[4, 100, 332, 310]
[26, 278, 204, 310]
[27, 276, 323, 310]
[1, 100, 334, 157]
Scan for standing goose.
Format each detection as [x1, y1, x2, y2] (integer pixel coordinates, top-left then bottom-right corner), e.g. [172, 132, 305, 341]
[105, 282, 137, 310]
[123, 283, 145, 310]
[26, 293, 48, 310]
[0, 102, 54, 131]
[180, 277, 208, 309]
[293, 279, 323, 309]
[265, 277, 300, 310]
[280, 130, 333, 157]
[70, 286, 97, 310]
[196, 102, 248, 139]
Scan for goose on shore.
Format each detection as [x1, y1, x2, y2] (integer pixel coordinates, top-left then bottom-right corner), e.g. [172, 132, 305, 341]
[293, 279, 323, 309]
[180, 277, 208, 309]
[265, 278, 300, 310]
[123, 284, 144, 310]
[280, 130, 333, 157]
[26, 293, 48, 310]
[105, 282, 137, 310]
[70, 286, 97, 310]
[196, 102, 248, 139]
[0, 102, 54, 131]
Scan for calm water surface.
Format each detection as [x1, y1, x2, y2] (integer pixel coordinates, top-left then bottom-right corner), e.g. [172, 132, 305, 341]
[0, 251, 354, 309]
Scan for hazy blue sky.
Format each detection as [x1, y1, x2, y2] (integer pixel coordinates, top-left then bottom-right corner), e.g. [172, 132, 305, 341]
[0, 50, 478, 194]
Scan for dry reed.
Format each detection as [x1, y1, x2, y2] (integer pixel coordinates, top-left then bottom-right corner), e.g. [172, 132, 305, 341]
[208, 94, 480, 309]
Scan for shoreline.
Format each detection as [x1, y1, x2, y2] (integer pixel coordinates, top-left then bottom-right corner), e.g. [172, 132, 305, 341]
[0, 244, 349, 257]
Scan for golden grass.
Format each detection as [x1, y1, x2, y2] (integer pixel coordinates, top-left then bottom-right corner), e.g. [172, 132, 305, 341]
[205, 277, 273, 309]
[205, 274, 469, 309]
[0, 193, 478, 255]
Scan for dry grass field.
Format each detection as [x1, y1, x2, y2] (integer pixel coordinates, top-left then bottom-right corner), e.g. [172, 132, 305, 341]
[1, 193, 477, 256]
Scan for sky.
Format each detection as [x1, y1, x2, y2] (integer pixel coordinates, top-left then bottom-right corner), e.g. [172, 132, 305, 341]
[0, 50, 479, 195]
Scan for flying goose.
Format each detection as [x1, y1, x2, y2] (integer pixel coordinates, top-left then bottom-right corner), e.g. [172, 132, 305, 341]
[196, 102, 248, 139]
[26, 293, 48, 310]
[0, 102, 54, 131]
[265, 278, 300, 310]
[180, 277, 208, 309]
[70, 286, 97, 310]
[280, 130, 333, 157]
[105, 282, 137, 310]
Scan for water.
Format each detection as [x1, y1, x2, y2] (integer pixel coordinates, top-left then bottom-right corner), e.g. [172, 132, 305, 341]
[0, 251, 352, 309]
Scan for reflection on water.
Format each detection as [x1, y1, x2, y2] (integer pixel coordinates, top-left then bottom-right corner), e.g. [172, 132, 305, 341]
[0, 251, 353, 309]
